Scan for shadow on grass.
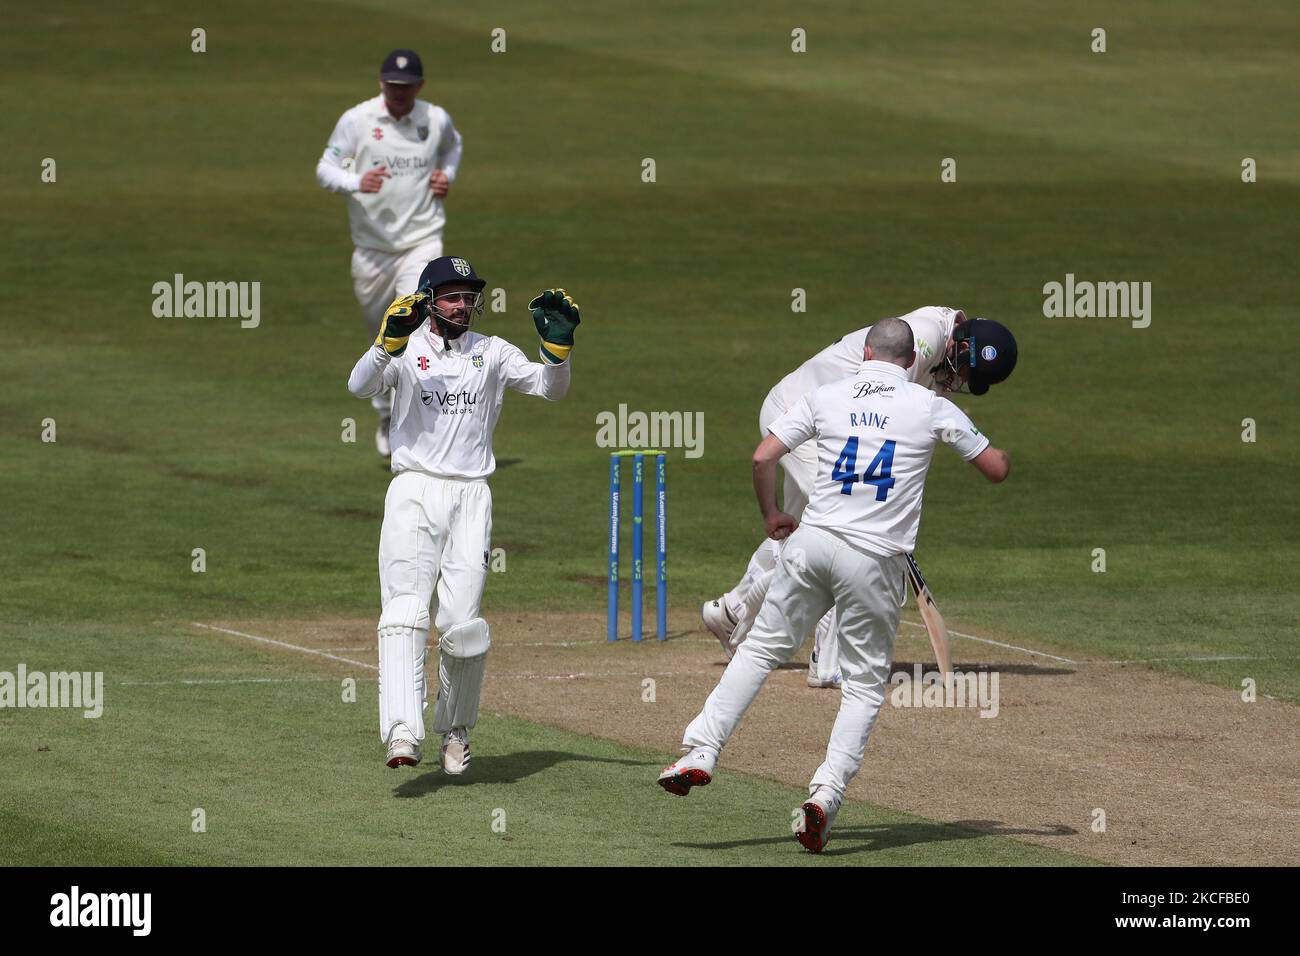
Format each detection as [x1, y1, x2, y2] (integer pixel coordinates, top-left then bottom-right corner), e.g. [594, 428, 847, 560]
[707, 661, 1074, 676]
[892, 661, 1076, 677]
[674, 819, 1077, 857]
[393, 749, 650, 797]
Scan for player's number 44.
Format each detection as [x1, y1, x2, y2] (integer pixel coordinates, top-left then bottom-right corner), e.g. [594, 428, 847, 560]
[832, 438, 896, 499]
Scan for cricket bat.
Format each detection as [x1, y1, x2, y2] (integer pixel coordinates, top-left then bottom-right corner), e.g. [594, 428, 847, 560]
[904, 553, 953, 679]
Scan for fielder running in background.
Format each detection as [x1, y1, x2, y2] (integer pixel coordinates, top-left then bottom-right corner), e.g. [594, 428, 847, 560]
[347, 256, 580, 772]
[659, 318, 1010, 853]
[702, 307, 1017, 687]
[319, 49, 464, 458]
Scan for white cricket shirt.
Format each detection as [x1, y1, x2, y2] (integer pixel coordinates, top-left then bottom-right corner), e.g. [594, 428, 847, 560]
[769, 306, 963, 413]
[347, 324, 570, 478]
[768, 360, 990, 556]
[317, 96, 463, 253]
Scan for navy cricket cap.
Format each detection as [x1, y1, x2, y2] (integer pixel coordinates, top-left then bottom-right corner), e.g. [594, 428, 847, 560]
[962, 319, 1018, 395]
[418, 257, 487, 294]
[380, 49, 423, 83]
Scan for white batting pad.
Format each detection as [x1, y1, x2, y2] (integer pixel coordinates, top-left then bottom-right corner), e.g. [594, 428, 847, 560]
[433, 618, 490, 733]
[378, 594, 430, 743]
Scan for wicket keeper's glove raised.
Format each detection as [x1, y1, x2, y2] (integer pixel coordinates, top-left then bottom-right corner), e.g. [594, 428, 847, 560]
[529, 288, 581, 365]
[375, 292, 429, 356]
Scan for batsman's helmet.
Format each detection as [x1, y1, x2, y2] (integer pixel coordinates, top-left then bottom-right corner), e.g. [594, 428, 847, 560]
[935, 317, 1013, 395]
[956, 319, 1018, 395]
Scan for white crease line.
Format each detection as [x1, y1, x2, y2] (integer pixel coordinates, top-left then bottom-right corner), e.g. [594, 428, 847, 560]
[190, 623, 377, 671]
[488, 672, 695, 680]
[900, 620, 1077, 664]
[119, 677, 368, 687]
[900, 623, 1297, 668]
[195, 622, 1290, 682]
[290, 639, 718, 651]
[497, 638, 717, 648]
[1095, 655, 1300, 664]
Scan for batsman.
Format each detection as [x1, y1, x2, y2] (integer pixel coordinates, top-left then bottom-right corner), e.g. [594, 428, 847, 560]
[347, 256, 580, 772]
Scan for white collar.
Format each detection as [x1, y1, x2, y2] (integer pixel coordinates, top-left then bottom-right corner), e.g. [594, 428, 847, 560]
[855, 359, 908, 380]
[425, 324, 471, 354]
[372, 95, 420, 124]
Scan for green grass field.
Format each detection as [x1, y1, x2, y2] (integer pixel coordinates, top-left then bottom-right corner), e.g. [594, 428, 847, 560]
[1, 1, 1295, 865]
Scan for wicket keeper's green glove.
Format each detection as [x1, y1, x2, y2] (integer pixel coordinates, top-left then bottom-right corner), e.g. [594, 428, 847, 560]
[374, 292, 429, 356]
[529, 288, 581, 365]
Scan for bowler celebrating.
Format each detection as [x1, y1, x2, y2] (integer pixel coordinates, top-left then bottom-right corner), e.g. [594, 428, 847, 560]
[347, 256, 580, 772]
[702, 307, 1017, 686]
[659, 318, 1009, 853]
[319, 49, 464, 457]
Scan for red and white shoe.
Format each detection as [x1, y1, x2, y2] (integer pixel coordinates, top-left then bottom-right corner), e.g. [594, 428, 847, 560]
[794, 786, 842, 854]
[657, 746, 718, 796]
[385, 726, 422, 769]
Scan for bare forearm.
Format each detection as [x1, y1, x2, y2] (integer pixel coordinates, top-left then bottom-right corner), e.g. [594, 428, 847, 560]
[753, 457, 780, 519]
[970, 445, 1010, 483]
[752, 434, 799, 540]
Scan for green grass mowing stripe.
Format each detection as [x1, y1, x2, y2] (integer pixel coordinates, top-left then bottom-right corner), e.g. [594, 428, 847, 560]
[0, 697, 1092, 868]
[0, 672, 1091, 866]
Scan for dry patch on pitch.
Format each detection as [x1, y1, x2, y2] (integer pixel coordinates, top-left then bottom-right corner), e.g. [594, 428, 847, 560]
[201, 613, 1299, 867]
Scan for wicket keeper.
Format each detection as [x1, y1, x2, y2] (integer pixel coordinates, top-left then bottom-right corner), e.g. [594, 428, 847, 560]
[347, 256, 580, 772]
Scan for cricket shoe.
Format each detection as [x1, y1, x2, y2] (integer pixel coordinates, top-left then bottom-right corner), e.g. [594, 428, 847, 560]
[702, 598, 741, 660]
[806, 669, 842, 689]
[657, 746, 717, 796]
[385, 726, 421, 769]
[794, 786, 843, 854]
[441, 727, 470, 775]
[375, 414, 392, 458]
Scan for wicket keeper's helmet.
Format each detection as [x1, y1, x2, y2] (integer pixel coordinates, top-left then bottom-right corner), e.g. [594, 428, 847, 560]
[417, 256, 487, 296]
[955, 319, 1018, 395]
[418, 256, 488, 343]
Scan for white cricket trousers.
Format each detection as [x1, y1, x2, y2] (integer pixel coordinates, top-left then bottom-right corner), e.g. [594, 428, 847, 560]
[684, 523, 906, 795]
[351, 238, 443, 413]
[376, 471, 491, 743]
[724, 390, 840, 681]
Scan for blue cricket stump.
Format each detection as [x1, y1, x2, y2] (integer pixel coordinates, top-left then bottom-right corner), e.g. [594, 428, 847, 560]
[655, 453, 667, 640]
[607, 450, 667, 641]
[632, 454, 644, 640]
[607, 453, 620, 642]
